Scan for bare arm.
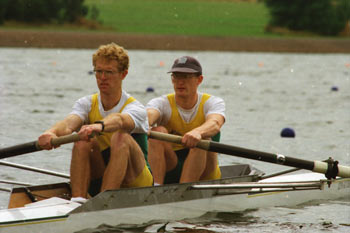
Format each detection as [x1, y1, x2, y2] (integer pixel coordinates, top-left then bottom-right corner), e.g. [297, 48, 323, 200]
[103, 112, 135, 133]
[182, 113, 225, 148]
[77, 112, 135, 141]
[38, 114, 83, 149]
[147, 108, 160, 127]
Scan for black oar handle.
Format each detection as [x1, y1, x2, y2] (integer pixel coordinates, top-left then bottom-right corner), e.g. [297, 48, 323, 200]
[0, 134, 82, 159]
[208, 141, 350, 178]
[209, 141, 315, 169]
[0, 141, 39, 159]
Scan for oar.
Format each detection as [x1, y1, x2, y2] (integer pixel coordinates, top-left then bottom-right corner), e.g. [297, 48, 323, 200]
[0, 133, 81, 159]
[0, 187, 11, 192]
[149, 131, 350, 178]
[0, 179, 36, 186]
[0, 160, 70, 179]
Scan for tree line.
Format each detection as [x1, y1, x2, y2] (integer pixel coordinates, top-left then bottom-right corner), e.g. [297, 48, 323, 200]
[0, 0, 92, 24]
[0, 0, 349, 36]
[265, 0, 349, 36]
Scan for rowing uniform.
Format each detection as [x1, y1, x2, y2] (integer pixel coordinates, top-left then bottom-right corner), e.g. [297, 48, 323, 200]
[146, 92, 225, 184]
[71, 90, 153, 195]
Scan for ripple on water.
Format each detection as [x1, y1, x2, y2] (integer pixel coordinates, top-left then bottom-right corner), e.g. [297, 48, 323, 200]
[0, 49, 349, 232]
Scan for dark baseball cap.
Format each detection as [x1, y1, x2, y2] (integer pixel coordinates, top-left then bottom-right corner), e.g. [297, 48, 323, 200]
[167, 56, 202, 75]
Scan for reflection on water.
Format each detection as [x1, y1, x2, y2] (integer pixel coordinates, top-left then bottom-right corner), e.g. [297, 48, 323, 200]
[72, 206, 350, 233]
[0, 48, 349, 232]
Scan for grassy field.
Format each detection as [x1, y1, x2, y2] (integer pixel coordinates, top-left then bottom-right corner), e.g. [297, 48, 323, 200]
[84, 0, 270, 37]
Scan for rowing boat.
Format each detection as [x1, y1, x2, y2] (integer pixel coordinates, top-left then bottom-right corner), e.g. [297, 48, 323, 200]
[0, 163, 349, 233]
[0, 132, 349, 232]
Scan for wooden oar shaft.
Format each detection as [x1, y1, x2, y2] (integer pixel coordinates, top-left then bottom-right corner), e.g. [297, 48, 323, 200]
[149, 131, 350, 178]
[51, 133, 81, 147]
[149, 131, 211, 150]
[0, 134, 81, 159]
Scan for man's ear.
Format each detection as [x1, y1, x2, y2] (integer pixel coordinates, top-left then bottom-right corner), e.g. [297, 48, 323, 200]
[121, 70, 128, 80]
[197, 75, 203, 85]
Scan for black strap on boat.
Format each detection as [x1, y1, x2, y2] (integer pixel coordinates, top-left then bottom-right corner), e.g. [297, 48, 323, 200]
[24, 187, 37, 202]
[325, 157, 339, 180]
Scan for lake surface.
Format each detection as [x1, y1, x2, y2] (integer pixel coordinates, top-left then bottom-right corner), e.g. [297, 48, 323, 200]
[0, 48, 349, 232]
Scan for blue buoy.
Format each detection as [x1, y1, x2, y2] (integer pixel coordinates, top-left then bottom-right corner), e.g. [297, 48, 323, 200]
[281, 128, 295, 138]
[331, 86, 338, 91]
[146, 87, 155, 93]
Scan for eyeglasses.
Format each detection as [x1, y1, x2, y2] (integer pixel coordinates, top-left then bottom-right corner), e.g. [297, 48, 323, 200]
[171, 73, 198, 80]
[94, 69, 119, 78]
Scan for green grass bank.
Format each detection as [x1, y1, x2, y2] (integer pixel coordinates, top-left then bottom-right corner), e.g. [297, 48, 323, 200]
[1, 0, 349, 52]
[85, 0, 270, 37]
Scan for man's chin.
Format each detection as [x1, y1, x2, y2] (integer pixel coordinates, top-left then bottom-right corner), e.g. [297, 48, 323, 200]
[175, 90, 184, 94]
[99, 85, 109, 92]
[175, 89, 186, 94]
[175, 93, 188, 98]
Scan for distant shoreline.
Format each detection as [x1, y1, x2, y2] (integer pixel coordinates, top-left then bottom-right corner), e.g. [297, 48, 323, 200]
[1, 29, 350, 53]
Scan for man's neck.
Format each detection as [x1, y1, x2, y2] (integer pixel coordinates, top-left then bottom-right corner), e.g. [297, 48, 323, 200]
[100, 89, 122, 111]
[175, 93, 198, 110]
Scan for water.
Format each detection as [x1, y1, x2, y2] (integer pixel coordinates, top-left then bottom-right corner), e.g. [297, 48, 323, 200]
[0, 48, 349, 232]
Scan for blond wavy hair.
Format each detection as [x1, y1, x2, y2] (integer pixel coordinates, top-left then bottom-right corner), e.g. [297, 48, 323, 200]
[92, 43, 129, 72]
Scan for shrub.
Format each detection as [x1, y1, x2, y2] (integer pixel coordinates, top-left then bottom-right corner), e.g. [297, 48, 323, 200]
[0, 0, 91, 24]
[265, 0, 350, 36]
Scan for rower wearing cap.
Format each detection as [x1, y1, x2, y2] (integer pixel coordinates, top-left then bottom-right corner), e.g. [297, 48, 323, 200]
[146, 56, 226, 185]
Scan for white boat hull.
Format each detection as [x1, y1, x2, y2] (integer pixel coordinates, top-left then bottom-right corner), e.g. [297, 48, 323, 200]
[0, 171, 349, 233]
